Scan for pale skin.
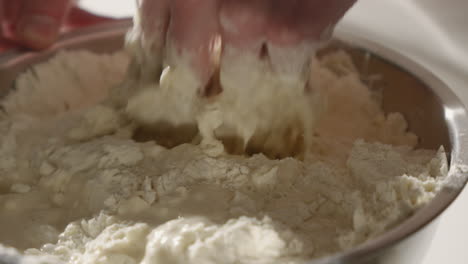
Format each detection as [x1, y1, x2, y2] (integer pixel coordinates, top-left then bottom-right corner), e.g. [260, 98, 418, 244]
[0, 0, 356, 86]
[0, 0, 111, 49]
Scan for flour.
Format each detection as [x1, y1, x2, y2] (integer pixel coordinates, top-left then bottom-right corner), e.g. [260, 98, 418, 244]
[0, 50, 449, 263]
[125, 28, 320, 159]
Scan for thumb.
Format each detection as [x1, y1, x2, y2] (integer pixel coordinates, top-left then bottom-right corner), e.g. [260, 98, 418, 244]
[16, 0, 73, 50]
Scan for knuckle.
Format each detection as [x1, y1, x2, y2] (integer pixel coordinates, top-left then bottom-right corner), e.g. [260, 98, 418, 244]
[220, 0, 268, 35]
[268, 24, 303, 46]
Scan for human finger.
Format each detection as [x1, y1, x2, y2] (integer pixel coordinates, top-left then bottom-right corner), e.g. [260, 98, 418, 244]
[127, 0, 170, 83]
[1, 0, 22, 40]
[16, 0, 73, 49]
[219, 0, 270, 95]
[166, 0, 220, 95]
[268, 0, 357, 43]
[267, 0, 356, 87]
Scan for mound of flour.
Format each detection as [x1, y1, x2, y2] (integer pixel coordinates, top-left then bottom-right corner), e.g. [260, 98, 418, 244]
[0, 50, 448, 264]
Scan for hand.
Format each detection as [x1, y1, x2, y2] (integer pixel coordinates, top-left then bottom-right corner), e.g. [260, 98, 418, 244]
[132, 0, 357, 92]
[0, 0, 111, 50]
[0, 0, 74, 49]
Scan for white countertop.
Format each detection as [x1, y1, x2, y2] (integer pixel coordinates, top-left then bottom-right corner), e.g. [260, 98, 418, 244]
[78, 1, 468, 263]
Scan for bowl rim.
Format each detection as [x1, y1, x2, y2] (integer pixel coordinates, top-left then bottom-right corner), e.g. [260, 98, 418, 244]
[313, 31, 468, 263]
[0, 19, 467, 264]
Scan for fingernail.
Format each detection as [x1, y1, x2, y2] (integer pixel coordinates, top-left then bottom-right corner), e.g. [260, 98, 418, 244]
[164, 40, 204, 96]
[218, 45, 266, 147]
[18, 15, 60, 49]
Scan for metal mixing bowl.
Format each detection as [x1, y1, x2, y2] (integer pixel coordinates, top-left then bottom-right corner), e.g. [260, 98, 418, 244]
[0, 20, 466, 264]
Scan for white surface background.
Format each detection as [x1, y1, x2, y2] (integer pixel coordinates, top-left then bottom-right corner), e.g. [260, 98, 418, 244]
[78, 1, 468, 263]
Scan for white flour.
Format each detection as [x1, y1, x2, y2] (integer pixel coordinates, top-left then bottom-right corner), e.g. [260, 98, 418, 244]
[0, 50, 448, 264]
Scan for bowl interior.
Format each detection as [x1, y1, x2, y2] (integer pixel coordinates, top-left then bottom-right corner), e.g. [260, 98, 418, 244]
[318, 42, 451, 153]
[0, 21, 466, 264]
[0, 23, 451, 153]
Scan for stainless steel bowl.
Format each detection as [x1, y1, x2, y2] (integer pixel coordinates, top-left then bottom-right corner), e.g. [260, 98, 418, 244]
[0, 20, 466, 264]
